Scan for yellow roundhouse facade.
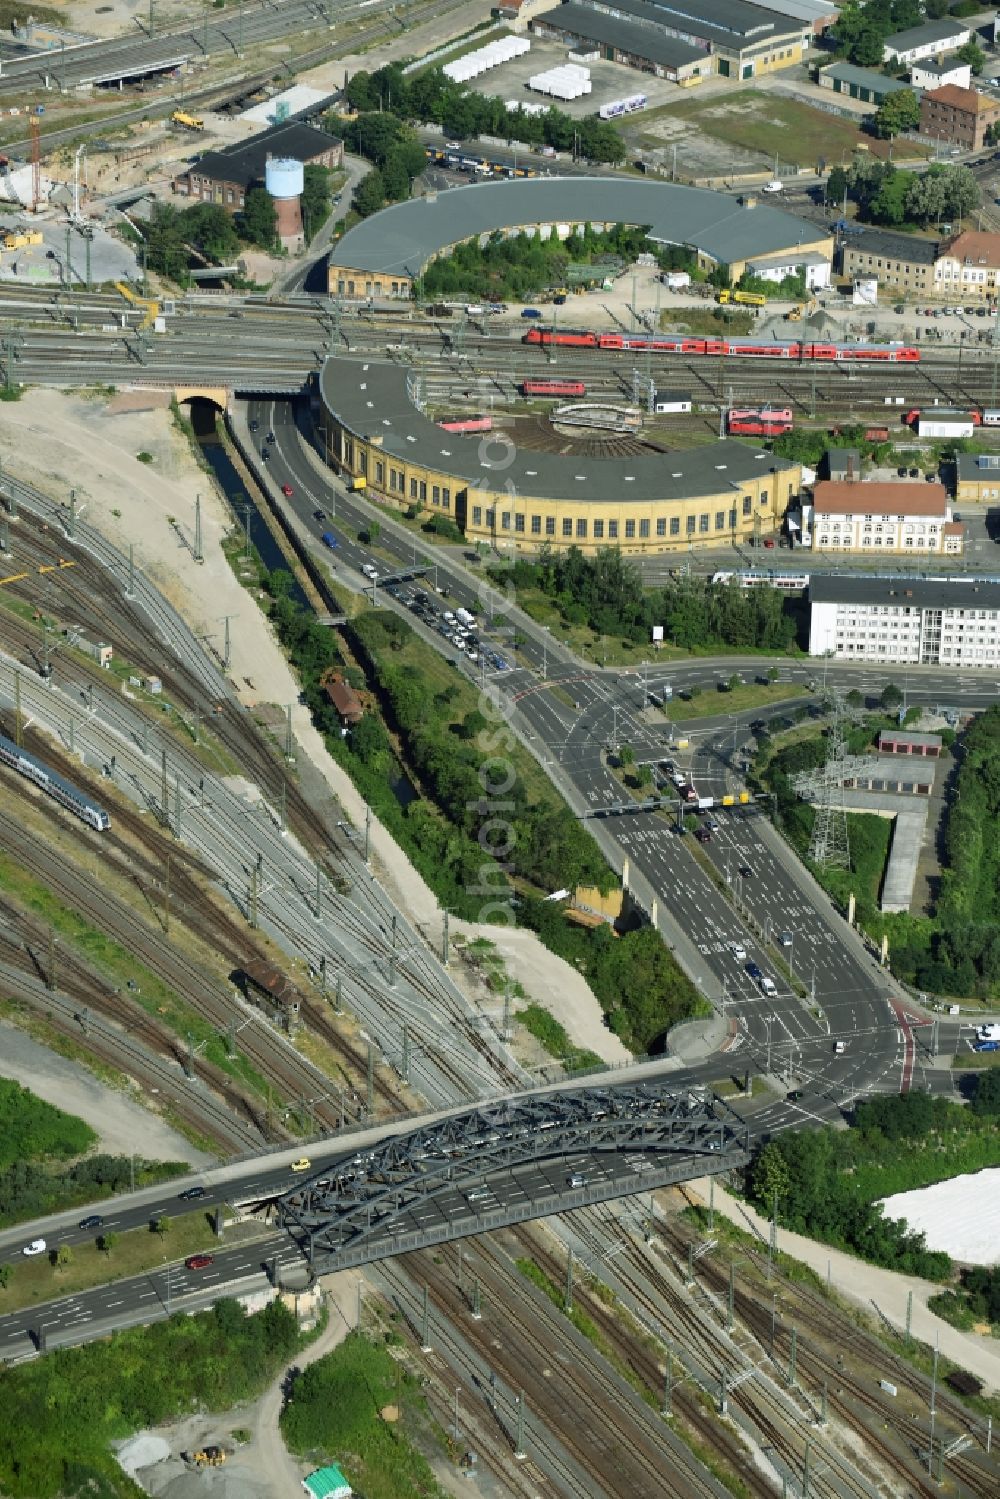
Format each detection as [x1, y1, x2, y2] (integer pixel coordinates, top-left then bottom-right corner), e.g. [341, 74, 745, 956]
[316, 362, 801, 556]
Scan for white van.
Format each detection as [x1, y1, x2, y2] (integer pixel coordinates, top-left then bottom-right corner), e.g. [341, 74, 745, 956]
[759, 975, 777, 996]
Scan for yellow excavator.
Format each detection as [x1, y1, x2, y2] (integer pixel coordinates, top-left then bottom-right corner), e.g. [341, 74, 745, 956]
[784, 296, 817, 322]
[183, 1446, 226, 1467]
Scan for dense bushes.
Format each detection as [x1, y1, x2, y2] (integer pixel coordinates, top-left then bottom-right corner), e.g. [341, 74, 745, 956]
[281, 1332, 445, 1498]
[0, 1297, 300, 1496]
[494, 547, 798, 652]
[265, 584, 702, 1053]
[0, 1080, 95, 1169]
[339, 60, 625, 163]
[749, 1091, 1000, 1280]
[418, 222, 653, 302]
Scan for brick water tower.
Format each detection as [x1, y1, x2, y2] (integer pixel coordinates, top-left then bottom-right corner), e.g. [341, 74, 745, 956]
[265, 155, 304, 250]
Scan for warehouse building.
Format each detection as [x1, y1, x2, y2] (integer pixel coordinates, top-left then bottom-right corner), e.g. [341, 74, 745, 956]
[172, 119, 342, 212]
[531, 0, 809, 82]
[317, 355, 801, 555]
[531, 6, 708, 82]
[818, 61, 916, 107]
[808, 575, 1000, 665]
[808, 479, 963, 555]
[883, 18, 971, 65]
[327, 176, 832, 298]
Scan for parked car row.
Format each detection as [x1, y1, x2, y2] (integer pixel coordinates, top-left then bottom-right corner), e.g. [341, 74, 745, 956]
[382, 583, 511, 670]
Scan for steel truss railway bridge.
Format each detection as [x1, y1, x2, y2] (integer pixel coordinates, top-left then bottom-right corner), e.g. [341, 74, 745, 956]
[271, 1081, 749, 1272]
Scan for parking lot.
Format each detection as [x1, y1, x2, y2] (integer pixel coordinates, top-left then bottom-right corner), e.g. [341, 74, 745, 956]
[378, 577, 513, 672]
[452, 35, 683, 119]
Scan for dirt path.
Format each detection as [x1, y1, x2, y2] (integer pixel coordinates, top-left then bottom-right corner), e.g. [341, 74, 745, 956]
[247, 1271, 361, 1497]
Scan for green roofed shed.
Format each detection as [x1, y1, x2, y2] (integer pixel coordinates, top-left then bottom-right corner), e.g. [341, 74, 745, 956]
[302, 1466, 352, 1499]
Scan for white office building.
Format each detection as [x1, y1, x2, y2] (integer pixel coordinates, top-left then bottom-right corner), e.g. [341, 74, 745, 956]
[809, 576, 1000, 665]
[809, 479, 963, 555]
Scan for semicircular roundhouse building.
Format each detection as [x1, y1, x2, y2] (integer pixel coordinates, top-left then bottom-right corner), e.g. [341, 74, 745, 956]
[321, 178, 821, 552]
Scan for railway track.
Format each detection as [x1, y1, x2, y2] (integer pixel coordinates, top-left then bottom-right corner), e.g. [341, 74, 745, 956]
[0, 930, 259, 1155]
[384, 1240, 739, 1499]
[0, 479, 528, 1107]
[644, 1207, 997, 1499]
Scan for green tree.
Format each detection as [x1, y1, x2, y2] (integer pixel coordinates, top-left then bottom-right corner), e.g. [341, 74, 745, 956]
[873, 88, 920, 138]
[635, 763, 653, 789]
[301, 164, 333, 243]
[0, 1264, 11, 1289]
[180, 202, 241, 264]
[618, 744, 635, 767]
[750, 1141, 792, 1208]
[353, 168, 385, 219]
[940, 164, 980, 222]
[971, 1067, 1000, 1115]
[846, 688, 864, 708]
[54, 1244, 72, 1270]
[880, 683, 903, 709]
[238, 186, 277, 250]
[924, 0, 949, 14]
[145, 203, 190, 281]
[98, 1232, 117, 1256]
[154, 1214, 171, 1237]
[869, 168, 913, 226]
[956, 39, 986, 75]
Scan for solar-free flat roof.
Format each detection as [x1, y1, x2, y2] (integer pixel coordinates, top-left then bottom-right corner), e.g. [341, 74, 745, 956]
[587, 0, 800, 47]
[321, 356, 796, 504]
[885, 18, 968, 53]
[535, 5, 706, 70]
[823, 61, 916, 96]
[809, 575, 1000, 611]
[329, 177, 829, 279]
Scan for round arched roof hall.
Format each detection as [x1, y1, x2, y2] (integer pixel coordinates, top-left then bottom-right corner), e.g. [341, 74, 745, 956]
[326, 176, 833, 297]
[316, 355, 803, 556]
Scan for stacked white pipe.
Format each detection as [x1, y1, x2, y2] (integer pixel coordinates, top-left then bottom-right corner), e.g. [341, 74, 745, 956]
[442, 34, 530, 83]
[527, 64, 591, 100]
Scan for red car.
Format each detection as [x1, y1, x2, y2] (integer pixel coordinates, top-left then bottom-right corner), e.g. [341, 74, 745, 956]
[281, 483, 294, 498]
[184, 1253, 214, 1271]
[763, 538, 776, 549]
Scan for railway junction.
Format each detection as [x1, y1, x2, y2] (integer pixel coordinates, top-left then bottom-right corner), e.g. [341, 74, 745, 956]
[1, 181, 1000, 1494]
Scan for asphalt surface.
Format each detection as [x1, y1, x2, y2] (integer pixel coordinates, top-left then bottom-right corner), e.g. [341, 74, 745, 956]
[1, 395, 997, 1360]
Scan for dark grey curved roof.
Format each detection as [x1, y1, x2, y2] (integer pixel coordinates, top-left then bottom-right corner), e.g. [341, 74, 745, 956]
[320, 355, 794, 505]
[329, 177, 828, 278]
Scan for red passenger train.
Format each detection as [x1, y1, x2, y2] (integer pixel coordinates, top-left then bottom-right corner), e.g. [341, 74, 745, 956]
[520, 378, 587, 397]
[727, 407, 793, 437]
[436, 414, 494, 433]
[521, 327, 920, 362]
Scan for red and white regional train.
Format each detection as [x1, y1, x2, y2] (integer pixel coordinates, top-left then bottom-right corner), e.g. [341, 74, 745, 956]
[522, 327, 921, 362]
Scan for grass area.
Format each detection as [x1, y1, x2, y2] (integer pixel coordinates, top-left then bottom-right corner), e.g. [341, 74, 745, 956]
[280, 1330, 449, 1498]
[638, 91, 930, 168]
[411, 22, 510, 75]
[668, 682, 806, 723]
[0, 1078, 95, 1169]
[0, 1292, 303, 1497]
[516, 1003, 604, 1072]
[955, 1050, 1000, 1069]
[0, 1211, 224, 1314]
[0, 849, 271, 1101]
[660, 306, 756, 336]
